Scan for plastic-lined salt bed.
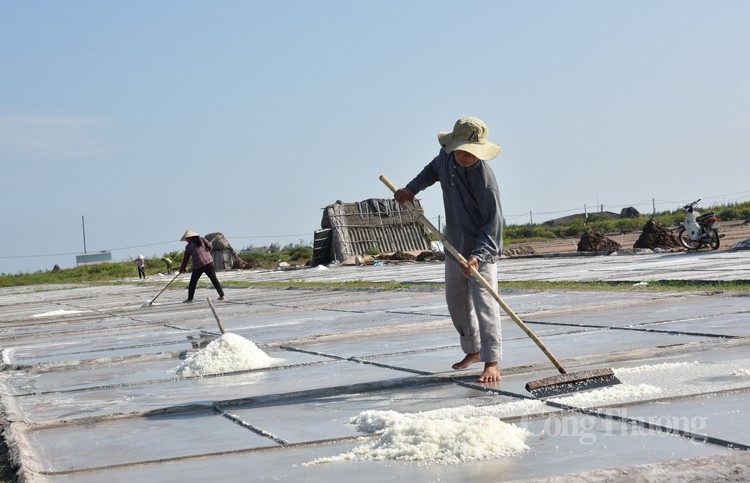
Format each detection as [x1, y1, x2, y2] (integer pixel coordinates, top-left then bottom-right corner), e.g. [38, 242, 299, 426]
[304, 364, 710, 466]
[541, 362, 699, 408]
[170, 333, 283, 377]
[546, 361, 750, 408]
[308, 360, 750, 463]
[306, 402, 535, 465]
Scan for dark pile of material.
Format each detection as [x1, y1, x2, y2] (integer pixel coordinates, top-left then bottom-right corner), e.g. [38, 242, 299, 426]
[633, 219, 681, 249]
[503, 245, 536, 257]
[379, 251, 417, 261]
[375, 250, 445, 262]
[577, 230, 622, 253]
[416, 250, 445, 262]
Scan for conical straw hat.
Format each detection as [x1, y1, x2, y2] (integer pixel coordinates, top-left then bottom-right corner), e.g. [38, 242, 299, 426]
[181, 229, 200, 241]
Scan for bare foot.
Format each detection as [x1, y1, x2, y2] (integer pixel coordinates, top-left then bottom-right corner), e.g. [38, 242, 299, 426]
[477, 362, 501, 383]
[452, 352, 481, 370]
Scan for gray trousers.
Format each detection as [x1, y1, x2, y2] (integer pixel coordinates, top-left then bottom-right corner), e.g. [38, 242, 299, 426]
[444, 257, 502, 363]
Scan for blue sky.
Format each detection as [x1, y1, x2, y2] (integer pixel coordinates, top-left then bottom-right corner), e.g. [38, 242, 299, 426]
[2, 1, 749, 274]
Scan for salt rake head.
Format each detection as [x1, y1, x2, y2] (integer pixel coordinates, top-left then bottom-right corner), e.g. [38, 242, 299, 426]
[525, 368, 621, 399]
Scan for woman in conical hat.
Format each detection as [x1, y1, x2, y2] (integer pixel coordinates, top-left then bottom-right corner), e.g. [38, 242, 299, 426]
[181, 229, 200, 241]
[179, 229, 225, 302]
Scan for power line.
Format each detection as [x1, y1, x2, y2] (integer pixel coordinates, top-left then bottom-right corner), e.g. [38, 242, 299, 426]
[229, 233, 311, 239]
[503, 190, 750, 224]
[0, 252, 81, 259]
[5, 190, 750, 261]
[0, 240, 178, 260]
[0, 233, 316, 261]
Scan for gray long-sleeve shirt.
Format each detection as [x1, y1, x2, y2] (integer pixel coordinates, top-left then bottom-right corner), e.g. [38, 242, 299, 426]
[406, 149, 503, 263]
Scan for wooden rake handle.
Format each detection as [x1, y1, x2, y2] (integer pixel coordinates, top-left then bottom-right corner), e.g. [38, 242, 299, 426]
[380, 174, 567, 374]
[150, 272, 181, 305]
[207, 298, 227, 334]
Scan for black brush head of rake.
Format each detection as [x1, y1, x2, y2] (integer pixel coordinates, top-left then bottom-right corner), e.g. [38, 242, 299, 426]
[525, 368, 621, 399]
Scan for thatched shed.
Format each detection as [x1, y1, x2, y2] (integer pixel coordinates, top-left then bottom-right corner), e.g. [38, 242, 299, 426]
[313, 198, 432, 266]
[205, 232, 245, 270]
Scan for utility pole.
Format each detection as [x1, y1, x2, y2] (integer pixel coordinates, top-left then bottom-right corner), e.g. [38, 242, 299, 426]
[82, 215, 87, 253]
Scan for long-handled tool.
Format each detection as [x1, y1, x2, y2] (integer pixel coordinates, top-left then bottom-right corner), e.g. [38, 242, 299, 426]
[380, 174, 620, 398]
[142, 272, 181, 307]
[207, 297, 227, 334]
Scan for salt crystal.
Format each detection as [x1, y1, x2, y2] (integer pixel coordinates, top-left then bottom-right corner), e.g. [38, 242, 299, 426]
[32, 309, 86, 318]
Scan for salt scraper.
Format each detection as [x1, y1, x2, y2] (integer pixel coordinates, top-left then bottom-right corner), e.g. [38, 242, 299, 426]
[142, 272, 181, 307]
[380, 174, 620, 398]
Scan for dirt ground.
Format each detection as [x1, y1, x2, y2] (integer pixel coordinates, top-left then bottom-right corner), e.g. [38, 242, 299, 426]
[515, 219, 750, 256]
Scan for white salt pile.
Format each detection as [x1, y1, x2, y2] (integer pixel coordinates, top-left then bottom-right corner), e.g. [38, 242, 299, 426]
[31, 309, 86, 318]
[424, 399, 547, 420]
[170, 333, 283, 378]
[548, 383, 662, 407]
[614, 361, 697, 375]
[305, 404, 532, 466]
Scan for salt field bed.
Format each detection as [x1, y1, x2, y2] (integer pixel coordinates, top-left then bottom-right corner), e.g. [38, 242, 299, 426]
[1, 250, 749, 481]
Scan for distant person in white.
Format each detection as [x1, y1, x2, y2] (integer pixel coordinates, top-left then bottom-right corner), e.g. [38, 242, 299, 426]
[135, 254, 146, 279]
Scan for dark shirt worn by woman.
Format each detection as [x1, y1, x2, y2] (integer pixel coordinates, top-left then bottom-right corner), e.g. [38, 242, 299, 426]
[180, 238, 214, 271]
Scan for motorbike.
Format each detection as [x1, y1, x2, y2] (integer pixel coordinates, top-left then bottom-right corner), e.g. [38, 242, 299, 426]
[677, 199, 721, 250]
